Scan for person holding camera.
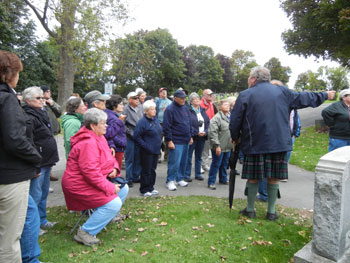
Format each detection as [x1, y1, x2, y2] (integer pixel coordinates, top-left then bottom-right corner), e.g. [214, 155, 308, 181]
[207, 100, 233, 189]
[184, 92, 210, 182]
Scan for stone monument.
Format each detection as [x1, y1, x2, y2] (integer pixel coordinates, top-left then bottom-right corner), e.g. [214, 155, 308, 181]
[294, 146, 350, 263]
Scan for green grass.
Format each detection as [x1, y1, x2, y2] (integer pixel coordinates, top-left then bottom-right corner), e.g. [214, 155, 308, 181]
[39, 196, 312, 263]
[290, 126, 329, 172]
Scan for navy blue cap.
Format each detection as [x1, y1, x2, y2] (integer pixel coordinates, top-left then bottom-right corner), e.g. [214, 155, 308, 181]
[174, 90, 187, 98]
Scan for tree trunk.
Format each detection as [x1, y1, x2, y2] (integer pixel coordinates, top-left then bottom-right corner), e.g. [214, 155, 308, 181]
[56, 1, 76, 106]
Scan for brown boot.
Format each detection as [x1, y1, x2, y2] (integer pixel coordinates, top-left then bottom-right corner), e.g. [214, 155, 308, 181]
[50, 173, 58, 181]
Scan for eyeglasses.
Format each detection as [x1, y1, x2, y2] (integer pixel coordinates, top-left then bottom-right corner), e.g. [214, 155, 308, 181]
[130, 97, 139, 100]
[35, 97, 45, 100]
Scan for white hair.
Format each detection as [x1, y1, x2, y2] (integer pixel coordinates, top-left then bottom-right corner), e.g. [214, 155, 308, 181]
[143, 100, 156, 112]
[84, 108, 107, 129]
[22, 86, 43, 104]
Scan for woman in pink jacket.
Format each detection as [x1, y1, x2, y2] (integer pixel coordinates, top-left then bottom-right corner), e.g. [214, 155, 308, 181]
[62, 108, 129, 246]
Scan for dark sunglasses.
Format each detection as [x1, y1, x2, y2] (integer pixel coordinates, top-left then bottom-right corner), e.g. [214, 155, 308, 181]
[130, 97, 139, 100]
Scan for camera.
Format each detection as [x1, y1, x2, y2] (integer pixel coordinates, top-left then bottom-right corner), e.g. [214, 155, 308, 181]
[198, 120, 204, 127]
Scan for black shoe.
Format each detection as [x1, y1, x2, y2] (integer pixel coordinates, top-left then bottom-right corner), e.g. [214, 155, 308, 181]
[133, 179, 140, 183]
[127, 181, 133, 188]
[195, 176, 204, 181]
[219, 181, 228, 185]
[184, 178, 192, 182]
[239, 208, 256, 218]
[266, 212, 279, 221]
[235, 169, 240, 175]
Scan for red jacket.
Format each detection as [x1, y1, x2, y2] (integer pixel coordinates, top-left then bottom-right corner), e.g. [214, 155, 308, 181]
[200, 97, 216, 120]
[62, 126, 119, 211]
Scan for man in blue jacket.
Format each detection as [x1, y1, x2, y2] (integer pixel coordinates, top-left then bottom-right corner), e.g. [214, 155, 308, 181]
[163, 90, 193, 191]
[230, 66, 335, 221]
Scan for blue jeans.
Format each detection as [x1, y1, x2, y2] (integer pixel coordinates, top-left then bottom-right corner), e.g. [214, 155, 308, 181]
[30, 166, 51, 226]
[167, 144, 189, 183]
[258, 178, 268, 201]
[20, 195, 41, 263]
[82, 184, 129, 236]
[328, 137, 350, 152]
[125, 138, 141, 182]
[185, 138, 205, 179]
[208, 150, 230, 185]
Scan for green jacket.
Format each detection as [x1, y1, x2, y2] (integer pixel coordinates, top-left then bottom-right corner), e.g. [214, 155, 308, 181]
[208, 111, 233, 152]
[322, 101, 350, 139]
[61, 113, 84, 159]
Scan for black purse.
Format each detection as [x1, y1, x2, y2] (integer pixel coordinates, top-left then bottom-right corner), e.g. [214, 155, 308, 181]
[108, 176, 127, 188]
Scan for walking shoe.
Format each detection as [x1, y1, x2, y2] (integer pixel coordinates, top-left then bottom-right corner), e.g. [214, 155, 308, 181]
[143, 192, 152, 197]
[49, 187, 54, 193]
[39, 229, 47, 236]
[208, 184, 216, 190]
[219, 181, 228, 185]
[127, 181, 133, 188]
[202, 165, 210, 172]
[235, 169, 240, 175]
[74, 228, 100, 246]
[41, 221, 57, 229]
[176, 180, 188, 187]
[239, 208, 256, 218]
[151, 189, 159, 196]
[133, 178, 140, 183]
[50, 174, 59, 181]
[266, 212, 279, 221]
[166, 181, 177, 191]
[184, 178, 192, 182]
[200, 168, 205, 174]
[195, 176, 204, 181]
[280, 179, 288, 182]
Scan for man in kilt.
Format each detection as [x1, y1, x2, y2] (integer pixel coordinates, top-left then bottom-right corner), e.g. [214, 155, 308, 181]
[229, 66, 335, 221]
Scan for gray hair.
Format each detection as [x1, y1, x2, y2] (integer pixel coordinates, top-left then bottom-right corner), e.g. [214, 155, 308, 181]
[23, 86, 43, 104]
[143, 100, 156, 112]
[188, 92, 200, 103]
[84, 108, 107, 129]
[65, 97, 83, 114]
[250, 66, 271, 83]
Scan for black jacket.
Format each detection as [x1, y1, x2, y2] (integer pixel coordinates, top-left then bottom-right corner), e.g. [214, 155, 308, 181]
[188, 106, 210, 140]
[322, 101, 350, 139]
[0, 83, 42, 184]
[23, 105, 59, 167]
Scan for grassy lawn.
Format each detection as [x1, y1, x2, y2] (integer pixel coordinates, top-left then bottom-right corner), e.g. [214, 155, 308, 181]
[39, 196, 312, 263]
[289, 126, 329, 172]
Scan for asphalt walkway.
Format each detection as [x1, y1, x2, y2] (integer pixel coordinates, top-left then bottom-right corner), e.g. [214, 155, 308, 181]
[48, 135, 315, 210]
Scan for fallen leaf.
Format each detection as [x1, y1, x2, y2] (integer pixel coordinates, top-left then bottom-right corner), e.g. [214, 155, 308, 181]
[82, 250, 89, 254]
[108, 248, 114, 253]
[282, 239, 291, 246]
[40, 237, 47, 243]
[155, 244, 161, 247]
[192, 226, 200, 230]
[152, 218, 158, 222]
[93, 247, 98, 252]
[220, 255, 227, 261]
[210, 246, 216, 252]
[254, 228, 259, 232]
[133, 238, 138, 243]
[248, 237, 252, 240]
[298, 230, 306, 237]
[141, 251, 148, 256]
[206, 223, 215, 228]
[241, 246, 247, 251]
[158, 222, 168, 226]
[137, 219, 143, 223]
[198, 201, 204, 205]
[68, 253, 75, 258]
[138, 227, 146, 232]
[171, 228, 175, 233]
[124, 228, 130, 231]
[126, 248, 136, 253]
[185, 239, 190, 243]
[245, 219, 252, 224]
[193, 235, 198, 239]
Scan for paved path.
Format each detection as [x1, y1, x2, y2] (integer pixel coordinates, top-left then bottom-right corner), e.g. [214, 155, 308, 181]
[48, 135, 315, 210]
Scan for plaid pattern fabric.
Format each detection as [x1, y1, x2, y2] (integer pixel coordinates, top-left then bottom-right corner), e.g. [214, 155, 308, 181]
[242, 152, 288, 180]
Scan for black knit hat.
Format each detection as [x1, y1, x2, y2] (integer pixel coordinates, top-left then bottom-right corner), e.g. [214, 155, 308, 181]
[40, 85, 50, 93]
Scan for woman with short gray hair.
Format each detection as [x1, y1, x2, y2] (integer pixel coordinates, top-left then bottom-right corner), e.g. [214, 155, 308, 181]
[22, 86, 59, 232]
[62, 107, 128, 246]
[61, 97, 86, 158]
[184, 92, 210, 182]
[133, 100, 162, 197]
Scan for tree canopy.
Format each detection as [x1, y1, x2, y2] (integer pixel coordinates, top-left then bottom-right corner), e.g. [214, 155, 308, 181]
[281, 0, 350, 67]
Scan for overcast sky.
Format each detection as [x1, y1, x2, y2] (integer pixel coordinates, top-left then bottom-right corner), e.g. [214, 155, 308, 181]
[119, 0, 339, 88]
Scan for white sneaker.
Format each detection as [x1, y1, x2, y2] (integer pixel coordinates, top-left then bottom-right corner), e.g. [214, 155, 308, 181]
[166, 181, 177, 191]
[151, 189, 159, 195]
[49, 187, 54, 193]
[143, 192, 152, 197]
[200, 168, 205, 174]
[176, 180, 188, 187]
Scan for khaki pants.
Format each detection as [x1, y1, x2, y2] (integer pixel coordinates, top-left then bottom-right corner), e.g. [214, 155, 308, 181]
[201, 140, 210, 168]
[0, 180, 30, 263]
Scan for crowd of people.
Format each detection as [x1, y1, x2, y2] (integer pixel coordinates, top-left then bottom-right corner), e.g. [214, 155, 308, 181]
[1, 50, 337, 262]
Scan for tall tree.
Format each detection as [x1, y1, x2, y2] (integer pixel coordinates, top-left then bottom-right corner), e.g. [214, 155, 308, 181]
[215, 54, 233, 93]
[230, 50, 258, 92]
[294, 72, 309, 91]
[264, 57, 291, 85]
[281, 0, 350, 66]
[324, 66, 349, 92]
[110, 29, 186, 97]
[24, 0, 129, 104]
[183, 45, 223, 92]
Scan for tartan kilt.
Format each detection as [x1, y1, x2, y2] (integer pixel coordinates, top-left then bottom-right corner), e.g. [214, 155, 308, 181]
[242, 152, 288, 180]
